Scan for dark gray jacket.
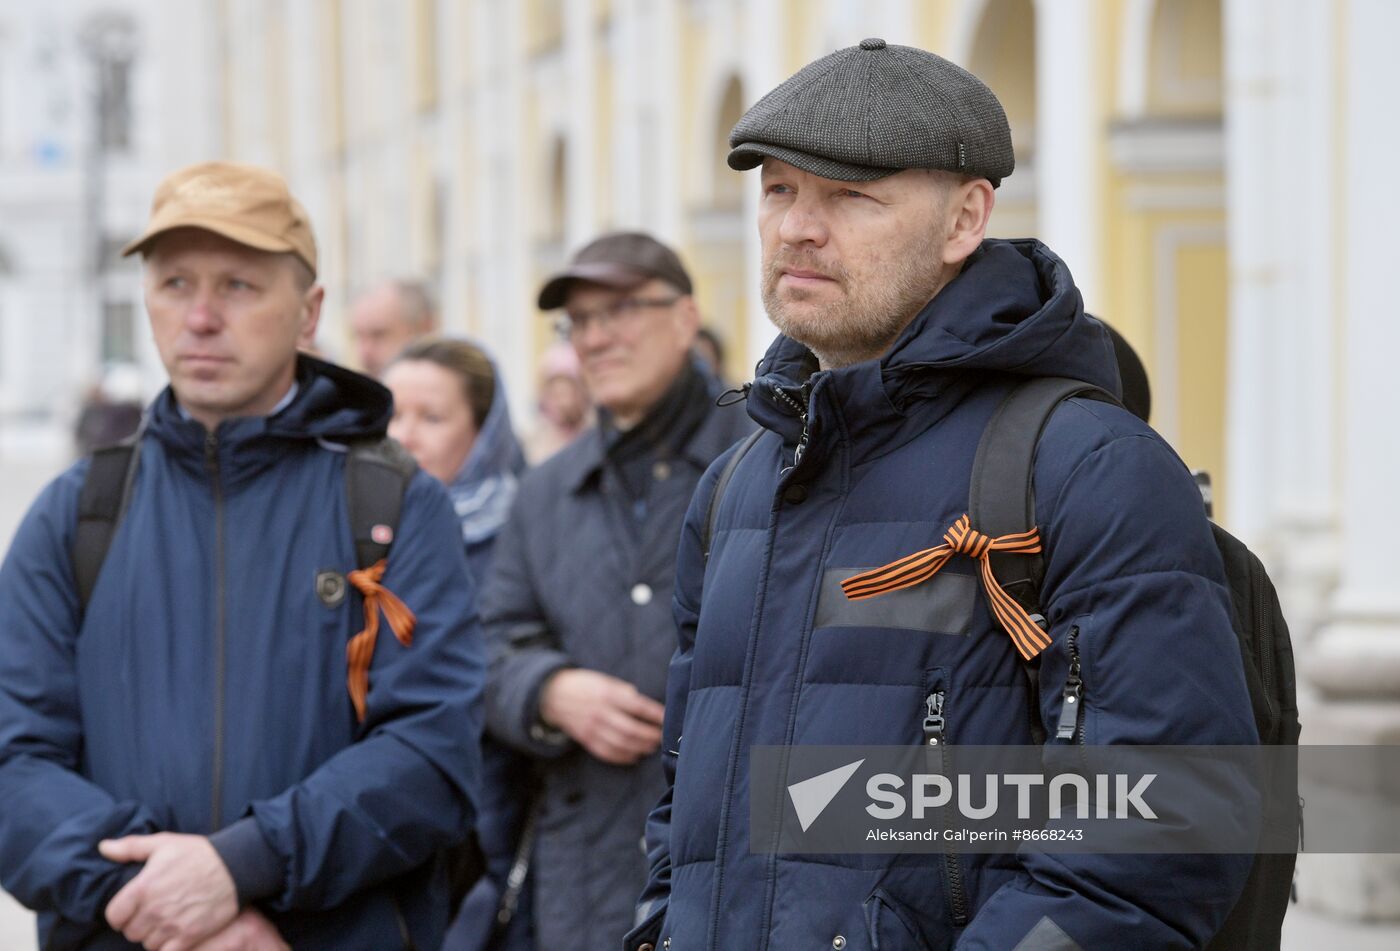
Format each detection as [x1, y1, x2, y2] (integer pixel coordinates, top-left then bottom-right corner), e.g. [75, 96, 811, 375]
[482, 371, 753, 951]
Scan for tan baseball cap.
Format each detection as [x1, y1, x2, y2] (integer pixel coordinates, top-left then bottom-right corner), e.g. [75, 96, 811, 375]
[121, 161, 318, 276]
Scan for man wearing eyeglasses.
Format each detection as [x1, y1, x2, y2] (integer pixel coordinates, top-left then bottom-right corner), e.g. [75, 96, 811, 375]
[477, 232, 754, 951]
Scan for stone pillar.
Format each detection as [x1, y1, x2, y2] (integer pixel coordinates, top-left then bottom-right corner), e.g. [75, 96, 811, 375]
[564, 0, 597, 248]
[1033, 0, 1103, 313]
[1299, 0, 1400, 922]
[1223, 0, 1284, 550]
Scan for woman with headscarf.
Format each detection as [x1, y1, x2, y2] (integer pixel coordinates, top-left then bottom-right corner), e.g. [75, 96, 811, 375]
[385, 338, 535, 951]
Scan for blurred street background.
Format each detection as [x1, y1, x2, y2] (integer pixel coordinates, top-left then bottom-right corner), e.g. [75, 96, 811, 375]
[3, 0, 1399, 944]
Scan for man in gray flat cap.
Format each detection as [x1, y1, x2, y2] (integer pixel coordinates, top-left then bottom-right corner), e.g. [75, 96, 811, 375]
[626, 40, 1258, 951]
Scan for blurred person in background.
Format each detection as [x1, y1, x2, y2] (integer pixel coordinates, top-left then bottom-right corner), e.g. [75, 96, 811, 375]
[692, 325, 728, 382]
[383, 337, 535, 951]
[350, 277, 439, 378]
[73, 363, 145, 455]
[0, 161, 485, 951]
[523, 342, 592, 463]
[481, 232, 754, 951]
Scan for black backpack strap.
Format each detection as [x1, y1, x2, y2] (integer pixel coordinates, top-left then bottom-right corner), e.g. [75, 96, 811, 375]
[72, 427, 145, 612]
[345, 437, 418, 570]
[969, 377, 1118, 619]
[969, 378, 1119, 743]
[702, 429, 765, 561]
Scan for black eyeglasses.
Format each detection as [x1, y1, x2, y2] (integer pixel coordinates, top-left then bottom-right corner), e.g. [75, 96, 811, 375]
[554, 295, 682, 340]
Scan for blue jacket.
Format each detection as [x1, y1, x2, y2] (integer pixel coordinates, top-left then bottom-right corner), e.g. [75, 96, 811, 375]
[630, 240, 1258, 951]
[0, 357, 484, 950]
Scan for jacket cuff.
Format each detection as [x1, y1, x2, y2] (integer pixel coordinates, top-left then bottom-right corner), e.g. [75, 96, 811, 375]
[488, 649, 577, 757]
[209, 817, 285, 905]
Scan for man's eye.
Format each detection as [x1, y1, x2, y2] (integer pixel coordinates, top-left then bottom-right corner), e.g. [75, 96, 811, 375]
[839, 189, 869, 199]
[764, 183, 793, 195]
[228, 279, 254, 291]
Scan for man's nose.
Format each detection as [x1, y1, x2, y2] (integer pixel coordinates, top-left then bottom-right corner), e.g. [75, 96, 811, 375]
[777, 196, 830, 247]
[183, 289, 223, 333]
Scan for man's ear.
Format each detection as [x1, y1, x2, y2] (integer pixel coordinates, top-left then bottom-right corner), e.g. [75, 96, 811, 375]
[942, 179, 995, 267]
[675, 295, 702, 347]
[298, 285, 325, 349]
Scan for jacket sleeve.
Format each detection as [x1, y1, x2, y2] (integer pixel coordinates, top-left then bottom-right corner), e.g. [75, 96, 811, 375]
[956, 405, 1260, 950]
[215, 472, 486, 912]
[624, 456, 722, 951]
[479, 483, 576, 758]
[0, 466, 162, 924]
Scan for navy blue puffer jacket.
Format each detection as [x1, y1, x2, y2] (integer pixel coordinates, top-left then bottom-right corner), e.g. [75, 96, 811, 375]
[630, 240, 1258, 951]
[0, 357, 484, 950]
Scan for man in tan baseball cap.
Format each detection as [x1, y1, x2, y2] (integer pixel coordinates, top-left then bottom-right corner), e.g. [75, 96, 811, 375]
[120, 160, 322, 431]
[0, 160, 488, 951]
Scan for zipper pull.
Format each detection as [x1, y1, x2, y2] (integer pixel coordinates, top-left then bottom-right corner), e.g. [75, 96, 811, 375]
[923, 691, 946, 746]
[1056, 626, 1083, 740]
[716, 382, 751, 407]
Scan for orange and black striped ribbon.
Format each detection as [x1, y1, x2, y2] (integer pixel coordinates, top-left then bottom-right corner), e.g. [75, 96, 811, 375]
[840, 514, 1051, 660]
[346, 558, 417, 722]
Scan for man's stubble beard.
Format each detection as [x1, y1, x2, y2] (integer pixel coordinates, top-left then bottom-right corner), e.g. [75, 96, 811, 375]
[761, 225, 950, 370]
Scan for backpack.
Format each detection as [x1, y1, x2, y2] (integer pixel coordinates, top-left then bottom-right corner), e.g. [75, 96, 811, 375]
[70, 429, 487, 911]
[967, 376, 1300, 950]
[702, 378, 1301, 950]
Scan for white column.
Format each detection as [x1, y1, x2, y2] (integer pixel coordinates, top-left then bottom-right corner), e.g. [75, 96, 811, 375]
[1223, 0, 1283, 549]
[1262, 0, 1340, 642]
[650, 0, 683, 244]
[1309, 0, 1400, 702]
[741, 0, 782, 370]
[564, 0, 596, 249]
[1301, 0, 1400, 920]
[1032, 0, 1102, 313]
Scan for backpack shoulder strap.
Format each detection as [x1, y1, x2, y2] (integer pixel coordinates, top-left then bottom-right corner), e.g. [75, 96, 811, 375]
[968, 377, 1118, 619]
[970, 378, 1118, 745]
[345, 436, 418, 570]
[702, 429, 765, 561]
[72, 429, 145, 612]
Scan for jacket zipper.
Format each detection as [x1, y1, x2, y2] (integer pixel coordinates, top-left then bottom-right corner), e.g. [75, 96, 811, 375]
[923, 690, 969, 927]
[205, 432, 227, 831]
[1056, 626, 1084, 743]
[771, 380, 813, 472]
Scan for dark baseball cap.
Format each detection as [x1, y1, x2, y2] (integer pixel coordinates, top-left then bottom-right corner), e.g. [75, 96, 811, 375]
[537, 231, 694, 311]
[728, 38, 1015, 187]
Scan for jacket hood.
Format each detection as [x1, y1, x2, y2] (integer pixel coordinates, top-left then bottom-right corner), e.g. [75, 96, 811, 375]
[749, 239, 1121, 445]
[447, 346, 527, 547]
[145, 354, 393, 483]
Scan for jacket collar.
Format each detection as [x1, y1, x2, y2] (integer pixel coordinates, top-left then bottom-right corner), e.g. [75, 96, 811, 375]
[562, 363, 735, 494]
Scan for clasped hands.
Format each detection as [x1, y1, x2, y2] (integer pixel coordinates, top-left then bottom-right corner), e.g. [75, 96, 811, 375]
[99, 833, 287, 951]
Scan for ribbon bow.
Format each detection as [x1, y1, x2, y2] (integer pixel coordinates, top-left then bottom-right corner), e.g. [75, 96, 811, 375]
[840, 514, 1050, 660]
[346, 559, 417, 722]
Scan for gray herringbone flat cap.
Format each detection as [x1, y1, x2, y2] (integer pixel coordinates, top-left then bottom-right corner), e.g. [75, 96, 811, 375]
[728, 38, 1015, 186]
